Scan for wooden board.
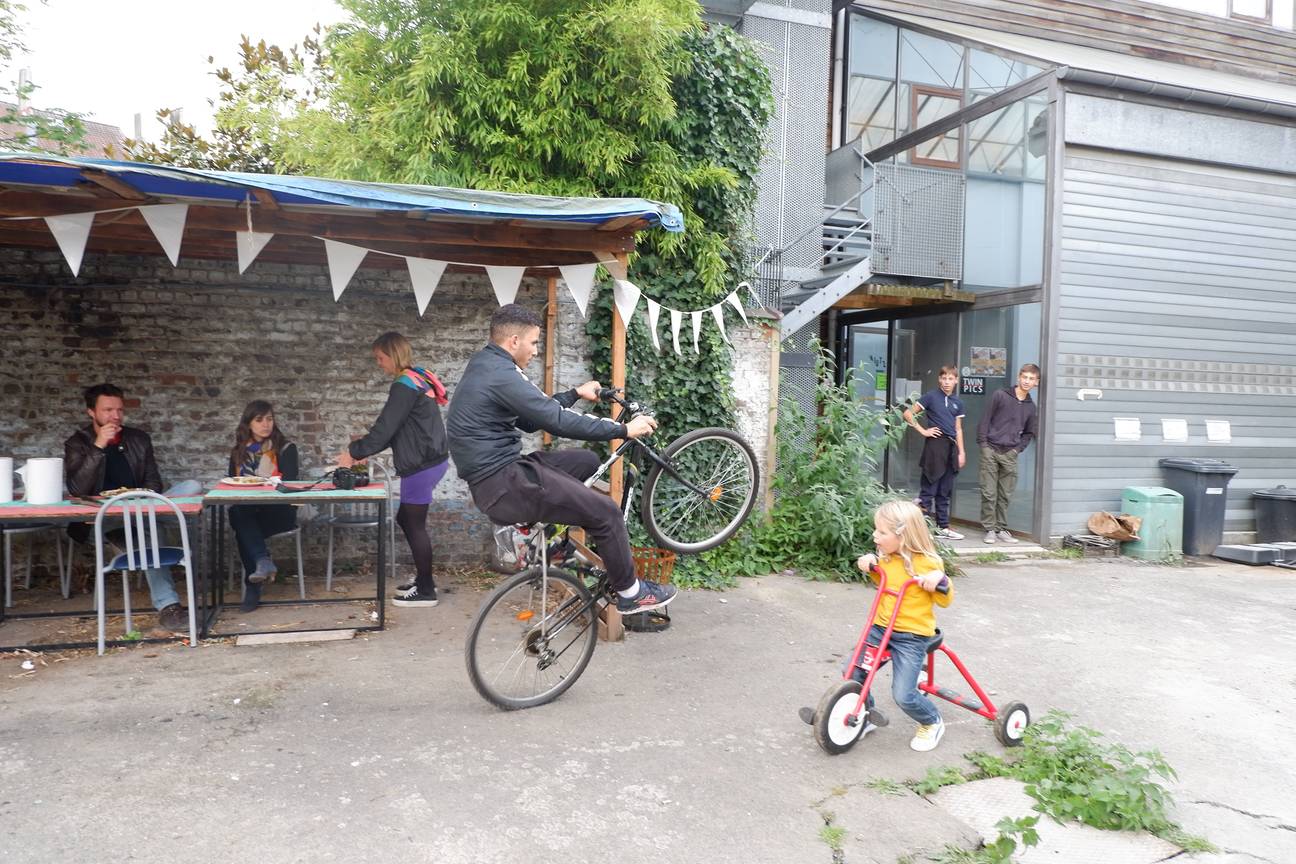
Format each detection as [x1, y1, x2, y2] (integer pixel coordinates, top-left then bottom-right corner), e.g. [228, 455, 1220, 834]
[235, 629, 357, 646]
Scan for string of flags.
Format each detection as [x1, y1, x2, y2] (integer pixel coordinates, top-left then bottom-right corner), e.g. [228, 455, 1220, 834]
[6, 201, 760, 356]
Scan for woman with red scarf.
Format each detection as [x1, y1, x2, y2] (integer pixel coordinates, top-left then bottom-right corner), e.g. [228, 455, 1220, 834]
[228, 400, 299, 611]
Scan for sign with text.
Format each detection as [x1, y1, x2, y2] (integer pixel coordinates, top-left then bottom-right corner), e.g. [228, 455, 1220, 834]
[961, 377, 986, 395]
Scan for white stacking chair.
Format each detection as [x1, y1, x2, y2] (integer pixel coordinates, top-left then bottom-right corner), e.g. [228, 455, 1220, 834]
[93, 490, 197, 656]
[3, 522, 64, 607]
[323, 459, 397, 589]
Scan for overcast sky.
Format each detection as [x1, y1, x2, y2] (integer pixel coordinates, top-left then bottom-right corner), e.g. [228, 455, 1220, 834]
[13, 0, 344, 139]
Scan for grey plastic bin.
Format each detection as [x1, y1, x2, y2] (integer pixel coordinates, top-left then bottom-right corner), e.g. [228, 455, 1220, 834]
[1158, 458, 1239, 556]
[1254, 485, 1296, 544]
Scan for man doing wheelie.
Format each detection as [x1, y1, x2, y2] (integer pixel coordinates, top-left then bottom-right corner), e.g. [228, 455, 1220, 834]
[446, 303, 676, 614]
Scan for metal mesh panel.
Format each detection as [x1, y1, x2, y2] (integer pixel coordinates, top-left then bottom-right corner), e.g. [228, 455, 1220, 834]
[871, 163, 965, 280]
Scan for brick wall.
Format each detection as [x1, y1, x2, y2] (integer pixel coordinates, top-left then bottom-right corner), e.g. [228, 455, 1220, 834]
[1, 249, 777, 569]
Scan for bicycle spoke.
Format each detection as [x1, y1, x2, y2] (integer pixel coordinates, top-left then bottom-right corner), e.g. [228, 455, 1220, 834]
[644, 430, 759, 554]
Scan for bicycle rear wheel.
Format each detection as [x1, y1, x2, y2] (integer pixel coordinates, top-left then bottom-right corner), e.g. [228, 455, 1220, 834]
[641, 427, 759, 554]
[465, 566, 599, 710]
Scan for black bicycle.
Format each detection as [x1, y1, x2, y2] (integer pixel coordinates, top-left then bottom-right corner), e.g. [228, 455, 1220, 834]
[464, 388, 759, 710]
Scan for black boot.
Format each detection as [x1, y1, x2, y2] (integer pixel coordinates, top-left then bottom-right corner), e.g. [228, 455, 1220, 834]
[240, 581, 262, 613]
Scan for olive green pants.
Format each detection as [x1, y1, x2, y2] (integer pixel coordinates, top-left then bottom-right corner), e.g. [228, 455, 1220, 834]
[979, 446, 1018, 531]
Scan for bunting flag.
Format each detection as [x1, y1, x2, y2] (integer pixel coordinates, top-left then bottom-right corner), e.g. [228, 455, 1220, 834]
[725, 289, 750, 326]
[670, 309, 683, 355]
[710, 303, 731, 345]
[486, 265, 525, 306]
[690, 310, 703, 354]
[612, 279, 641, 330]
[236, 231, 274, 274]
[559, 263, 597, 318]
[645, 298, 662, 353]
[406, 257, 448, 317]
[323, 239, 369, 301]
[138, 204, 188, 266]
[44, 212, 95, 276]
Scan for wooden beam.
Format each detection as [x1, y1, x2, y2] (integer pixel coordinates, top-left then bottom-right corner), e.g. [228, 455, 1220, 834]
[608, 253, 628, 511]
[80, 170, 149, 201]
[0, 190, 641, 254]
[543, 276, 558, 447]
[251, 189, 279, 211]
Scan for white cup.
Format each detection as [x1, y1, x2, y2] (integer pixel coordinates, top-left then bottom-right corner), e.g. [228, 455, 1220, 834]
[15, 457, 64, 505]
[0, 456, 12, 504]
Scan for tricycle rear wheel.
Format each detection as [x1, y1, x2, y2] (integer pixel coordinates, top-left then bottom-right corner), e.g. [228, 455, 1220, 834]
[994, 701, 1030, 747]
[813, 680, 869, 755]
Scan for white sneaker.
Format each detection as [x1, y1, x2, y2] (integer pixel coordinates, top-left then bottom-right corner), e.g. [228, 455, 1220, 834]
[996, 530, 1019, 544]
[939, 527, 965, 541]
[910, 718, 945, 752]
[983, 531, 997, 544]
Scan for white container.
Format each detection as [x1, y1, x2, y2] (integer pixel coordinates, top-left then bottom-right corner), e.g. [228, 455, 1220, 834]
[0, 456, 12, 503]
[15, 457, 64, 505]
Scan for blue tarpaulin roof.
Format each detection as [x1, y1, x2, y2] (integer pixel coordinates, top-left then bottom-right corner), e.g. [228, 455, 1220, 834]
[0, 152, 684, 232]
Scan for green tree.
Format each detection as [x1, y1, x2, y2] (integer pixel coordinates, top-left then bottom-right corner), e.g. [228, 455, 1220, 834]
[0, 1, 86, 153]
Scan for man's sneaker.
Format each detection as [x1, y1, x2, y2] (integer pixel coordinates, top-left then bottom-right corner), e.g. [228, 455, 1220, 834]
[157, 603, 188, 632]
[393, 586, 438, 607]
[910, 718, 945, 752]
[939, 527, 965, 541]
[983, 531, 998, 544]
[615, 579, 677, 614]
[248, 557, 277, 584]
[996, 530, 1019, 544]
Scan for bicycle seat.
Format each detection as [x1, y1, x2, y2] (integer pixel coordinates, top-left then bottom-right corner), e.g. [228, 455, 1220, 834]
[926, 629, 944, 654]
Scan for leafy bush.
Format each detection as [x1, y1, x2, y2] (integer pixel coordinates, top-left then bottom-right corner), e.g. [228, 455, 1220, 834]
[693, 343, 919, 581]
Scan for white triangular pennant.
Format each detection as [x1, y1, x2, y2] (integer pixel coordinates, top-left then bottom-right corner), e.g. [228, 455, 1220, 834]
[559, 263, 597, 318]
[44, 212, 95, 276]
[670, 309, 683, 356]
[691, 310, 703, 354]
[138, 204, 188, 266]
[725, 289, 750, 326]
[710, 303, 731, 345]
[486, 265, 525, 306]
[323, 239, 369, 301]
[236, 231, 274, 274]
[645, 298, 662, 353]
[612, 279, 641, 331]
[406, 257, 448, 317]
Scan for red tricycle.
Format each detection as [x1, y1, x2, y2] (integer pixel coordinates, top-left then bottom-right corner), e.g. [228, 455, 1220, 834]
[806, 570, 1030, 755]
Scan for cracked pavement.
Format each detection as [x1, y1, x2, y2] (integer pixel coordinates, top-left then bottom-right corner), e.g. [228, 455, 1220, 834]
[1, 557, 1293, 862]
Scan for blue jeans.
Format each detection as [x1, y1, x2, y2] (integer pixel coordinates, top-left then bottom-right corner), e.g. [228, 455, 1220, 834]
[849, 624, 942, 725]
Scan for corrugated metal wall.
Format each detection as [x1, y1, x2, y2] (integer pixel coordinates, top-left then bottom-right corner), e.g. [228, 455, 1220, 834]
[1051, 147, 1296, 538]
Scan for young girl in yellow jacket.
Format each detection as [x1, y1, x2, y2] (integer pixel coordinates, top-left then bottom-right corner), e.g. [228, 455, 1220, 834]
[851, 500, 954, 752]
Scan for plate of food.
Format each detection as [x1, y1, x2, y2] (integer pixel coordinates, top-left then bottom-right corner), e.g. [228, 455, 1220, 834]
[221, 475, 274, 486]
[97, 486, 151, 498]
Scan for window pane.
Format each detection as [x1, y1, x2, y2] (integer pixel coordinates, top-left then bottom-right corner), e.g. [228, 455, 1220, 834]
[899, 29, 964, 90]
[846, 76, 897, 149]
[849, 15, 897, 79]
[1230, 0, 1270, 20]
[898, 29, 964, 155]
[967, 48, 1043, 103]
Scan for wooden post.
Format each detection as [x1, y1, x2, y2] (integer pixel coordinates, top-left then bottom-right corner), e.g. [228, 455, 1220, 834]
[765, 323, 780, 519]
[543, 276, 558, 446]
[607, 254, 629, 505]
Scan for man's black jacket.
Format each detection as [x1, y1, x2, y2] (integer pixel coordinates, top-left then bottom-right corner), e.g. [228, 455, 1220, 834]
[446, 343, 627, 486]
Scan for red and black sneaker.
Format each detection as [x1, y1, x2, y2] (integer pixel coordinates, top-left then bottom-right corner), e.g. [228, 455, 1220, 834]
[614, 579, 677, 615]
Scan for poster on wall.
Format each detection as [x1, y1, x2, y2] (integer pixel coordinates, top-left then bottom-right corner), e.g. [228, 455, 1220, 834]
[970, 346, 1007, 377]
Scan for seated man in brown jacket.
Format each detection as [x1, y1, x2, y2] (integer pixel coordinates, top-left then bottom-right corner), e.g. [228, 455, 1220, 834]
[64, 383, 194, 631]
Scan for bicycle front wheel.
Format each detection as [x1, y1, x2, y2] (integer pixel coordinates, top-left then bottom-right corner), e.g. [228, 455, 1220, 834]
[641, 427, 760, 554]
[464, 566, 599, 710]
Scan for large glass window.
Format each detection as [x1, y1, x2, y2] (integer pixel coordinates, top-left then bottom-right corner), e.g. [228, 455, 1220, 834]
[845, 16, 899, 149]
[962, 92, 1048, 291]
[898, 28, 965, 166]
[967, 48, 1042, 104]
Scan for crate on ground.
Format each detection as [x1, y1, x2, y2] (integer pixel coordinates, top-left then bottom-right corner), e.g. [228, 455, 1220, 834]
[1062, 534, 1120, 558]
[625, 547, 676, 634]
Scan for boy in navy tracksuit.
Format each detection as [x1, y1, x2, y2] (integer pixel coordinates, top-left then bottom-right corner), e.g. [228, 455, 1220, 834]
[902, 366, 966, 540]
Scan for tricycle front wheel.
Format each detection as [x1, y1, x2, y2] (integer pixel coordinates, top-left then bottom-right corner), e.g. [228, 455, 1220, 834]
[994, 701, 1030, 747]
[813, 680, 869, 755]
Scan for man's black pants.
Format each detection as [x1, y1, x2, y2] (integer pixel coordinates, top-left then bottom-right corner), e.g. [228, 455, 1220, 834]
[469, 449, 634, 591]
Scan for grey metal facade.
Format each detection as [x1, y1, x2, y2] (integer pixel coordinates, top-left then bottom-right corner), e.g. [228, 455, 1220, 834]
[1050, 143, 1296, 539]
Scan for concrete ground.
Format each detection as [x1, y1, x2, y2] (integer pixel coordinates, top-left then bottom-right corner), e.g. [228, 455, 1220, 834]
[2, 556, 1293, 863]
